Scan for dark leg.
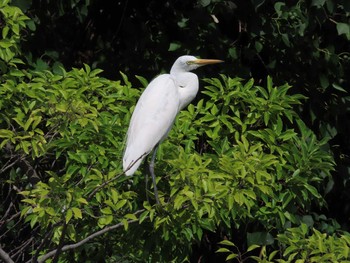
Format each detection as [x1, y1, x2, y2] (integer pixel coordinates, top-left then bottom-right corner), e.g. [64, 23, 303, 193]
[142, 157, 150, 202]
[145, 170, 149, 203]
[149, 144, 160, 204]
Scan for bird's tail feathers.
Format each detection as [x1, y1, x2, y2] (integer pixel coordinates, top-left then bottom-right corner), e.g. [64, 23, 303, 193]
[123, 149, 148, 176]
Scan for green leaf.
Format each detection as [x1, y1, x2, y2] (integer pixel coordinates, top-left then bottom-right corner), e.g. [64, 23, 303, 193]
[0, 40, 12, 48]
[125, 213, 137, 220]
[168, 42, 181, 51]
[226, 253, 238, 260]
[216, 247, 231, 253]
[229, 47, 237, 59]
[139, 210, 149, 223]
[251, 0, 265, 10]
[302, 215, 314, 227]
[281, 33, 290, 47]
[177, 18, 189, 28]
[292, 169, 300, 177]
[199, 0, 211, 7]
[26, 20, 36, 31]
[72, 207, 82, 219]
[332, 83, 347, 93]
[77, 197, 88, 205]
[45, 207, 56, 216]
[255, 41, 263, 53]
[115, 199, 127, 210]
[66, 209, 73, 223]
[24, 117, 34, 131]
[247, 244, 260, 252]
[111, 189, 119, 203]
[122, 218, 129, 231]
[283, 244, 298, 257]
[2, 26, 9, 39]
[311, 0, 326, 7]
[247, 232, 274, 246]
[274, 2, 286, 16]
[30, 215, 38, 228]
[319, 74, 329, 89]
[218, 240, 236, 247]
[336, 23, 350, 40]
[241, 134, 249, 151]
[304, 183, 320, 198]
[0, 129, 14, 138]
[135, 75, 148, 88]
[263, 112, 270, 126]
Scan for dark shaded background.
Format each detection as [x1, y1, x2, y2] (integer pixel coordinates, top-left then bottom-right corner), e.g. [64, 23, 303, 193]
[9, 0, 350, 260]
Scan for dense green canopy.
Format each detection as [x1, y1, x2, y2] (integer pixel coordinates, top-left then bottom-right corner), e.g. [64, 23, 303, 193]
[0, 0, 349, 262]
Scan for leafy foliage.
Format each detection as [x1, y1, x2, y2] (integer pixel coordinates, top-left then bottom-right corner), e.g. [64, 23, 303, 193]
[0, 57, 141, 261]
[272, 224, 350, 262]
[0, 0, 349, 262]
[218, 223, 350, 262]
[164, 75, 337, 261]
[12, 1, 350, 216]
[0, 0, 28, 72]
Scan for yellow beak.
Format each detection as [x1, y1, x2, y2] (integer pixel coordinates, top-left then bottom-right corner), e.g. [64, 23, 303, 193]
[190, 59, 224, 65]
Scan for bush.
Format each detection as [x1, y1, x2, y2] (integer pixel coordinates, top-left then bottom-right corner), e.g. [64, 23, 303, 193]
[0, 1, 348, 262]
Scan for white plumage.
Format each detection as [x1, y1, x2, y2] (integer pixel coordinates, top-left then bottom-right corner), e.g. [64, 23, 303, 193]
[123, 55, 223, 176]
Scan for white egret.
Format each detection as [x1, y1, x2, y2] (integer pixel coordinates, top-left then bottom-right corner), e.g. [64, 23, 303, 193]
[123, 55, 223, 203]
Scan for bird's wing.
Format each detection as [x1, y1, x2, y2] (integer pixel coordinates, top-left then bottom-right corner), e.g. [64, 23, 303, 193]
[123, 74, 179, 175]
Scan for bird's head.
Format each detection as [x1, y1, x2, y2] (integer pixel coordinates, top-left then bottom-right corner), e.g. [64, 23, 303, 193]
[171, 55, 223, 73]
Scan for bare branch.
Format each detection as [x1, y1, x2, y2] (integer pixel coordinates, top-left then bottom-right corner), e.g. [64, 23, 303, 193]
[37, 213, 143, 263]
[1, 212, 23, 240]
[123, 152, 148, 174]
[0, 246, 14, 263]
[0, 202, 14, 228]
[10, 237, 34, 261]
[5, 211, 21, 225]
[87, 171, 123, 200]
[0, 155, 21, 174]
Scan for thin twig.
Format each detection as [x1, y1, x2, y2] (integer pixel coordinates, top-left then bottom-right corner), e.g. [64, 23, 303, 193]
[0, 202, 14, 227]
[87, 171, 123, 200]
[328, 17, 338, 24]
[22, 158, 39, 179]
[1, 212, 24, 240]
[111, 0, 130, 43]
[87, 152, 147, 200]
[4, 211, 21, 225]
[123, 152, 148, 174]
[9, 237, 34, 260]
[0, 155, 21, 174]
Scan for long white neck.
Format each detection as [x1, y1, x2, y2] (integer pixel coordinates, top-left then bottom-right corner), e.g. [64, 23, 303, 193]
[170, 64, 186, 75]
[171, 72, 199, 110]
